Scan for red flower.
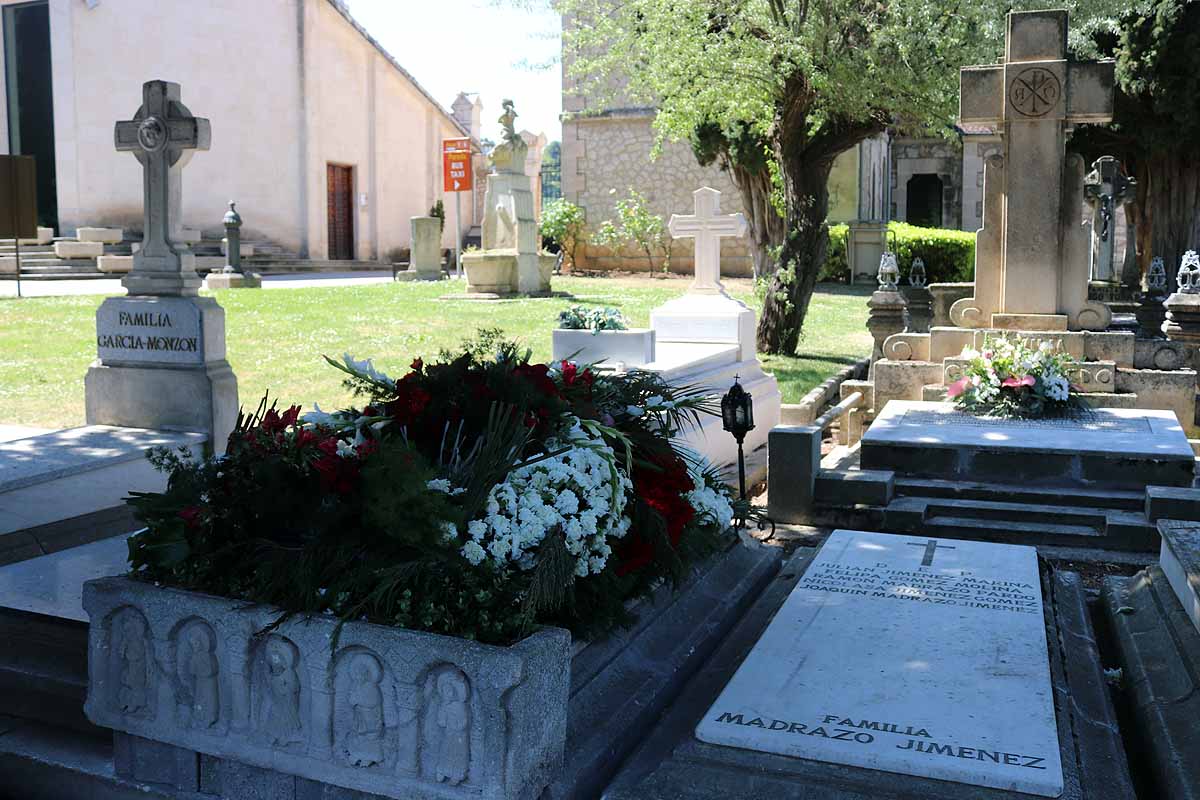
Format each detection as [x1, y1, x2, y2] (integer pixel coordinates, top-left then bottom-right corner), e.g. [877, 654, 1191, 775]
[410, 357, 424, 372]
[384, 375, 432, 426]
[178, 505, 203, 530]
[616, 453, 696, 576]
[561, 360, 579, 385]
[261, 405, 301, 435]
[513, 363, 559, 398]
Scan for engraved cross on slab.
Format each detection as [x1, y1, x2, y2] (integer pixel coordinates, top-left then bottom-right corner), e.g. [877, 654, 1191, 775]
[952, 10, 1115, 331]
[669, 187, 746, 294]
[907, 538, 956, 567]
[115, 80, 211, 297]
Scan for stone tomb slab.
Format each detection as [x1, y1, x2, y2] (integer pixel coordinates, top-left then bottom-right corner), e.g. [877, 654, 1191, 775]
[605, 542, 1132, 800]
[694, 530, 1062, 796]
[861, 400, 1194, 489]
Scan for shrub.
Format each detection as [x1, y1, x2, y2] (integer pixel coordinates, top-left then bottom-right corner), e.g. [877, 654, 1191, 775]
[430, 200, 446, 232]
[558, 305, 629, 332]
[540, 199, 587, 271]
[817, 222, 975, 284]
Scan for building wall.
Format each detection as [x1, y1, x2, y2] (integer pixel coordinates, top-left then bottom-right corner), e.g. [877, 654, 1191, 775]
[889, 136, 963, 230]
[0, 0, 467, 260]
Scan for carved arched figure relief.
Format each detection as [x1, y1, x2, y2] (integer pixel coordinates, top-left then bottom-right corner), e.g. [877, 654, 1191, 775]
[421, 665, 470, 785]
[259, 636, 303, 746]
[179, 620, 219, 728]
[112, 608, 151, 716]
[344, 653, 386, 767]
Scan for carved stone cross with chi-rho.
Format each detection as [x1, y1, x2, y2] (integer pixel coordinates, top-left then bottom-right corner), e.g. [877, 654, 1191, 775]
[955, 10, 1114, 328]
[115, 80, 210, 296]
[669, 187, 746, 294]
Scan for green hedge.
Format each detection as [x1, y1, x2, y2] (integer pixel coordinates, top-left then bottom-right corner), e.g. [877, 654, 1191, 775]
[818, 222, 975, 284]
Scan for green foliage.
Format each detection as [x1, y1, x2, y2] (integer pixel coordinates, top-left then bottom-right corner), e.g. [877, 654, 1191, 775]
[1110, 0, 1200, 144]
[540, 198, 587, 269]
[429, 200, 446, 232]
[557, 305, 629, 332]
[593, 189, 671, 273]
[818, 222, 974, 284]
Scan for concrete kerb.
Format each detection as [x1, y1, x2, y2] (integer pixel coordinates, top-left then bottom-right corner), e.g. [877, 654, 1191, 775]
[780, 358, 869, 426]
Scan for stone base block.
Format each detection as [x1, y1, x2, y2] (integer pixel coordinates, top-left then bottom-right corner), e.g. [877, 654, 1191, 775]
[53, 240, 103, 258]
[393, 269, 419, 282]
[922, 383, 947, 401]
[1076, 391, 1138, 409]
[1103, 567, 1200, 800]
[767, 426, 821, 523]
[203, 271, 262, 289]
[76, 227, 123, 244]
[1135, 338, 1193, 371]
[17, 226, 53, 245]
[881, 332, 930, 361]
[1115, 367, 1198, 434]
[929, 326, 977, 363]
[85, 361, 237, 455]
[991, 312, 1069, 331]
[1147, 489, 1200, 524]
[0, 256, 15, 273]
[872, 360, 943, 411]
[651, 292, 757, 363]
[97, 255, 133, 273]
[1159, 520, 1200, 635]
[928, 283, 974, 328]
[462, 250, 516, 294]
[552, 328, 655, 367]
[1083, 330, 1135, 367]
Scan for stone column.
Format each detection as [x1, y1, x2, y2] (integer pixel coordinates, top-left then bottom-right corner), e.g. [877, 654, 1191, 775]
[1164, 251, 1200, 344]
[1135, 256, 1168, 340]
[867, 253, 907, 369]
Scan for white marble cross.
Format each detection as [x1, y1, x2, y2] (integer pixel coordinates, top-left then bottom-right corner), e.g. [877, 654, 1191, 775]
[115, 80, 210, 296]
[669, 187, 746, 294]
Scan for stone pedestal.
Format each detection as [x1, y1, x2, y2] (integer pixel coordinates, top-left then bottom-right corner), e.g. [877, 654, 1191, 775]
[84, 296, 238, 453]
[1164, 291, 1200, 344]
[203, 271, 261, 289]
[928, 283, 974, 328]
[866, 289, 906, 365]
[410, 216, 443, 280]
[901, 284, 933, 333]
[846, 221, 888, 284]
[1135, 291, 1168, 339]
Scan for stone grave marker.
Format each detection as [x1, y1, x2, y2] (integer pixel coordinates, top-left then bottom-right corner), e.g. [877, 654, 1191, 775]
[667, 186, 746, 295]
[695, 529, 1063, 797]
[952, 10, 1114, 331]
[85, 80, 237, 452]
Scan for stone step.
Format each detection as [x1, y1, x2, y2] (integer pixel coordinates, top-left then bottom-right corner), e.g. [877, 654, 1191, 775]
[893, 477, 1146, 511]
[0, 607, 98, 738]
[883, 495, 1158, 550]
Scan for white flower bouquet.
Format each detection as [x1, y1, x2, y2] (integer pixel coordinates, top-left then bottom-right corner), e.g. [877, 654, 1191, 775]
[946, 335, 1079, 417]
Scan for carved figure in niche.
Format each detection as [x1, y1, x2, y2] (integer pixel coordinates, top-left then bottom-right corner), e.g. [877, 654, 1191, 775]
[396, 684, 420, 775]
[117, 613, 148, 713]
[345, 653, 385, 767]
[261, 638, 302, 746]
[422, 667, 470, 785]
[185, 625, 219, 727]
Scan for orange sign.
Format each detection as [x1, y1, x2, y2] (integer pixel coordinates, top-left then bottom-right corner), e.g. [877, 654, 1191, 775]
[442, 137, 473, 193]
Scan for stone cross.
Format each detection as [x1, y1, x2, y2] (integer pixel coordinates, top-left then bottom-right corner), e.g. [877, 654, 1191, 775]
[115, 80, 211, 296]
[952, 10, 1115, 331]
[669, 187, 746, 294]
[1084, 156, 1136, 283]
[907, 538, 956, 567]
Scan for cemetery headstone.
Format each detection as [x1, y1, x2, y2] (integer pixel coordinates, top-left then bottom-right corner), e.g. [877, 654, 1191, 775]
[1084, 156, 1136, 284]
[410, 216, 443, 280]
[696, 529, 1064, 796]
[85, 80, 237, 453]
[952, 10, 1115, 331]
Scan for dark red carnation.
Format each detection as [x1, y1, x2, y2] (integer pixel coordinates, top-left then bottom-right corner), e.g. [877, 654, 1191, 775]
[513, 363, 559, 398]
[178, 505, 203, 530]
[616, 453, 696, 576]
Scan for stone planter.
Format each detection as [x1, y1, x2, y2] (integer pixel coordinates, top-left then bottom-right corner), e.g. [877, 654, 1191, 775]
[82, 576, 571, 800]
[538, 253, 557, 292]
[462, 250, 516, 294]
[553, 328, 656, 367]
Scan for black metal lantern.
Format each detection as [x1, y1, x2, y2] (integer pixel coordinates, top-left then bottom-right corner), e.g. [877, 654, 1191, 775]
[722, 376, 755, 504]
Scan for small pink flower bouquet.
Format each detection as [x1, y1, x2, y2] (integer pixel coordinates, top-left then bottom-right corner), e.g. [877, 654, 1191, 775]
[946, 335, 1079, 417]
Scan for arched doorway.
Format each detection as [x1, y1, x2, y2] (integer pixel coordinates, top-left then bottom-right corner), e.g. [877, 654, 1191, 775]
[906, 174, 943, 228]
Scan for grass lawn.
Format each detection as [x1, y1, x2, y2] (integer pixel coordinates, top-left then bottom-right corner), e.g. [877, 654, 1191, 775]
[0, 275, 872, 429]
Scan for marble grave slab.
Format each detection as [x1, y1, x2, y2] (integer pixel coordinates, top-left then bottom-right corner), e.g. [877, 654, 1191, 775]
[695, 529, 1064, 797]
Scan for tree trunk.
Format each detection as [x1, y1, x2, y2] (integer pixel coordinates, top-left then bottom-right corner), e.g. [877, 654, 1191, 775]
[756, 155, 835, 354]
[1138, 144, 1200, 283]
[728, 162, 785, 280]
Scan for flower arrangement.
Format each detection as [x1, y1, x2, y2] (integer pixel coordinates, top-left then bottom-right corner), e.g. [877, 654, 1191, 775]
[557, 305, 629, 333]
[127, 329, 735, 645]
[945, 335, 1078, 417]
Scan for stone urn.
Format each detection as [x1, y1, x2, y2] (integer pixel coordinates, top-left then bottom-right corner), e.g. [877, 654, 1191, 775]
[82, 576, 570, 800]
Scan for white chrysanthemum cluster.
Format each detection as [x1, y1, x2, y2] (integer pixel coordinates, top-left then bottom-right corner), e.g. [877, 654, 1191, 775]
[686, 465, 735, 531]
[461, 439, 632, 577]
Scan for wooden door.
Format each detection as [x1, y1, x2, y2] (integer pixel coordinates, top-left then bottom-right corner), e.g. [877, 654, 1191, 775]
[326, 164, 354, 260]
